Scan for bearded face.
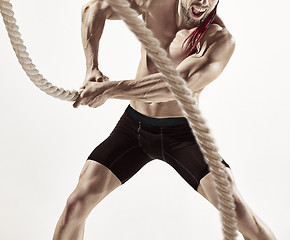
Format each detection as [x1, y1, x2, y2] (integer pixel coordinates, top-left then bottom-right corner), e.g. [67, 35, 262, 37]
[179, 0, 218, 28]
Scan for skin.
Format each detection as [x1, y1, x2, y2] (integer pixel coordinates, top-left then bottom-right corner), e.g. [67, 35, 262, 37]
[53, 0, 277, 239]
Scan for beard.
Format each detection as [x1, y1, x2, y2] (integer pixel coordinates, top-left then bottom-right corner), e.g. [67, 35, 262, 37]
[181, 4, 209, 29]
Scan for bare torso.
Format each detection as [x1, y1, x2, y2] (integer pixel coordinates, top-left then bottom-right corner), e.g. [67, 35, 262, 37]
[131, 0, 207, 117]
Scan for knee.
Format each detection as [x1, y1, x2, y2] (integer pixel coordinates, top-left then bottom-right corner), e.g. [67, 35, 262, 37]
[64, 180, 107, 224]
[64, 193, 88, 224]
[211, 174, 246, 219]
[232, 193, 247, 220]
[231, 191, 258, 232]
[223, 177, 247, 222]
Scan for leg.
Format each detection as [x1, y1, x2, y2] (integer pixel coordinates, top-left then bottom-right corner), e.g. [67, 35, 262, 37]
[197, 169, 277, 240]
[160, 124, 276, 239]
[53, 160, 121, 240]
[53, 110, 152, 240]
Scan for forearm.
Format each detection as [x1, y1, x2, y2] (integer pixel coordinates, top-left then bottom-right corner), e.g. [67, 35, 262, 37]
[73, 72, 201, 108]
[81, 1, 110, 72]
[109, 73, 179, 103]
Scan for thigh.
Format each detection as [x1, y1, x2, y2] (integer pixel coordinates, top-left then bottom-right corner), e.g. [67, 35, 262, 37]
[65, 161, 121, 220]
[163, 137, 209, 191]
[77, 160, 122, 197]
[88, 113, 152, 184]
[163, 128, 229, 191]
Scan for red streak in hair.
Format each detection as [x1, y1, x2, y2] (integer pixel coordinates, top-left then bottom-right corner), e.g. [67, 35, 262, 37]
[182, 5, 217, 57]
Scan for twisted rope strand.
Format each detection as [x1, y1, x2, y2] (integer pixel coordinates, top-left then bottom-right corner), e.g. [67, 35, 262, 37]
[0, 0, 238, 238]
[106, 0, 238, 239]
[0, 0, 79, 101]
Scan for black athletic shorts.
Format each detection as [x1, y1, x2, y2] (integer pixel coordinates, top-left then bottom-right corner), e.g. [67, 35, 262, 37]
[88, 105, 230, 190]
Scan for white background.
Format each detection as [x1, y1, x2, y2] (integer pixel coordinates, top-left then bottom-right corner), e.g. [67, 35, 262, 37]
[0, 0, 289, 239]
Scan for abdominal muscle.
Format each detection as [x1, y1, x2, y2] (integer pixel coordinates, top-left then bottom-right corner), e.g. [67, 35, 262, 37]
[130, 100, 187, 118]
[130, 92, 200, 118]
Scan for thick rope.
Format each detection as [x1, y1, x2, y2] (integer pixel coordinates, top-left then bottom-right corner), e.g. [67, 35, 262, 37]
[0, 0, 79, 101]
[0, 0, 238, 238]
[106, 0, 238, 239]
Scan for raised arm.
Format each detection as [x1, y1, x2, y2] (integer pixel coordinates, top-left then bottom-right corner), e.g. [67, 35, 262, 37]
[81, 1, 111, 83]
[81, 0, 146, 87]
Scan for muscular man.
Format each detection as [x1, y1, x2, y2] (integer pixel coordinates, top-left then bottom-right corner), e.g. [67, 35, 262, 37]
[53, 0, 276, 239]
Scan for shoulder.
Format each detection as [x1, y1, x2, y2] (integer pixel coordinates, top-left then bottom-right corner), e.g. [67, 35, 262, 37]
[197, 23, 235, 64]
[175, 23, 235, 81]
[206, 24, 235, 47]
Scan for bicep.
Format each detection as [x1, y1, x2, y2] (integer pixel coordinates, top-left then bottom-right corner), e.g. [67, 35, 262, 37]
[186, 61, 223, 92]
[177, 28, 235, 91]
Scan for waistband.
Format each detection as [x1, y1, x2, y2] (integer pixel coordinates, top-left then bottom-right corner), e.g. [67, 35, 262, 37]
[125, 105, 188, 127]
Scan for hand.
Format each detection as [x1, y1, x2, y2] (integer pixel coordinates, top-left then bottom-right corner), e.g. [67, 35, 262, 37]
[73, 81, 112, 108]
[81, 69, 109, 91]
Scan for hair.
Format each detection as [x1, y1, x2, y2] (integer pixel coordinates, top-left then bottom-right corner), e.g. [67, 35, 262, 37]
[182, 4, 218, 57]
